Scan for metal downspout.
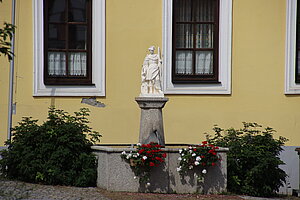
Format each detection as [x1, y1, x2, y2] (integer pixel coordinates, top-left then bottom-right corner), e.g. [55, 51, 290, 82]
[7, 0, 16, 144]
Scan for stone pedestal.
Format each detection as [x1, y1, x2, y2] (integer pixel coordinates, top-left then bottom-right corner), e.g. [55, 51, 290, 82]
[135, 97, 168, 146]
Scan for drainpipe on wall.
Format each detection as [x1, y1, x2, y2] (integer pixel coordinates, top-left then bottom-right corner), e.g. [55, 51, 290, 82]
[7, 0, 16, 144]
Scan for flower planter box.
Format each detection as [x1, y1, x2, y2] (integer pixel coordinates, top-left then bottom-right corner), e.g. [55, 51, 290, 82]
[92, 145, 228, 194]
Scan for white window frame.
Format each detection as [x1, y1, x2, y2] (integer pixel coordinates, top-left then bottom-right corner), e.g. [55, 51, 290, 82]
[162, 0, 232, 94]
[285, 0, 300, 94]
[33, 0, 105, 96]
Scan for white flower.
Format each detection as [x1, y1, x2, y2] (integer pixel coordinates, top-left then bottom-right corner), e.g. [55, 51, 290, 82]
[176, 167, 182, 172]
[183, 158, 186, 161]
[194, 173, 198, 177]
[181, 153, 185, 156]
[146, 182, 151, 186]
[178, 157, 182, 161]
[189, 150, 193, 153]
[184, 148, 187, 151]
[133, 154, 137, 158]
[202, 169, 207, 174]
[126, 154, 132, 159]
[137, 153, 140, 156]
[137, 143, 141, 146]
[121, 151, 126, 155]
[192, 153, 196, 157]
[189, 165, 193, 170]
[142, 156, 147, 160]
[189, 146, 192, 149]
[179, 149, 183, 153]
[194, 161, 200, 166]
[196, 156, 201, 161]
[133, 176, 137, 179]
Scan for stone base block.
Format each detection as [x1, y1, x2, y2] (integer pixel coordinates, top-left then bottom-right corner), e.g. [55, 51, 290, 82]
[92, 145, 228, 194]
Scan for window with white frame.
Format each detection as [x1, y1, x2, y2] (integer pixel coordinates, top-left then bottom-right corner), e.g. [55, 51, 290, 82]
[162, 0, 232, 94]
[33, 0, 105, 96]
[285, 0, 300, 94]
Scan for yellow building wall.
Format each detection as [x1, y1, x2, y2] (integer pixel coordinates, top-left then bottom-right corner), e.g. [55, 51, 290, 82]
[1, 0, 300, 146]
[0, 0, 12, 144]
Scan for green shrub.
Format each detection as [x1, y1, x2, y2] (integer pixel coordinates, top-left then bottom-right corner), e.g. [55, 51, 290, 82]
[205, 122, 287, 197]
[0, 107, 101, 187]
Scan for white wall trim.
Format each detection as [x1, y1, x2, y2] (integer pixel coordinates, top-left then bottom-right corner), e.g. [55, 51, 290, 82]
[162, 0, 232, 95]
[285, 0, 300, 94]
[33, 0, 105, 97]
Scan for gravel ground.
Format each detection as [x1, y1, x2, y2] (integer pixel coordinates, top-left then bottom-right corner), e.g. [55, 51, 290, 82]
[0, 180, 110, 200]
[0, 179, 299, 200]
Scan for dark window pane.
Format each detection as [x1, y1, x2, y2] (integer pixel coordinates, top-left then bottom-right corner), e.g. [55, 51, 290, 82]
[48, 24, 66, 49]
[175, 50, 193, 75]
[69, 0, 87, 22]
[48, 0, 66, 22]
[176, 24, 193, 48]
[195, 51, 213, 74]
[174, 0, 192, 22]
[69, 25, 87, 49]
[196, 24, 214, 48]
[48, 52, 66, 75]
[296, 0, 300, 82]
[194, 0, 214, 22]
[68, 52, 87, 76]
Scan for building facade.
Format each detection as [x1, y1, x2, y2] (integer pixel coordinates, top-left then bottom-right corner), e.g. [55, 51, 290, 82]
[0, 0, 299, 193]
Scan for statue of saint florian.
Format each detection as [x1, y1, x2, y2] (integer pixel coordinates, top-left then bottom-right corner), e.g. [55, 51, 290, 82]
[140, 46, 163, 97]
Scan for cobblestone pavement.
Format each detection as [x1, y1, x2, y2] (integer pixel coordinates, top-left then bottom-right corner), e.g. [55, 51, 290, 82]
[0, 180, 298, 200]
[0, 180, 110, 200]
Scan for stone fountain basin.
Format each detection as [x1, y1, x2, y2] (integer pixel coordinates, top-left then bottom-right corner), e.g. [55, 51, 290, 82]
[92, 144, 228, 194]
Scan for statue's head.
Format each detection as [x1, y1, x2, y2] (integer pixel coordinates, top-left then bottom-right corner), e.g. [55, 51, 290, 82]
[148, 46, 155, 54]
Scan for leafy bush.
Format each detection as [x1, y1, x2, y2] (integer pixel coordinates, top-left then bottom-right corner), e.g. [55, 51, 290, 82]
[0, 107, 101, 187]
[205, 122, 287, 197]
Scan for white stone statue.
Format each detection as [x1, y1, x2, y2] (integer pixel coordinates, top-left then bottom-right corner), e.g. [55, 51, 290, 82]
[140, 46, 164, 97]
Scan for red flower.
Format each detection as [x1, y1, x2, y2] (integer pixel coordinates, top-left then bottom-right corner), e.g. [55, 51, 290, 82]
[155, 157, 163, 162]
[155, 144, 162, 148]
[162, 153, 167, 158]
[211, 162, 216, 166]
[202, 141, 208, 145]
[208, 149, 214, 154]
[147, 151, 151, 154]
[138, 149, 144, 154]
[149, 162, 155, 167]
[202, 163, 206, 166]
[193, 148, 197, 151]
[201, 155, 205, 158]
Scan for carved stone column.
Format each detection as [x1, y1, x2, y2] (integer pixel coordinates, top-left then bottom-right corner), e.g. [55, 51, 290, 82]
[135, 97, 168, 146]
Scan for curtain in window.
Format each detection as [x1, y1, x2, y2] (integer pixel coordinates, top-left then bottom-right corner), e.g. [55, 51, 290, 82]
[175, 0, 214, 75]
[48, 52, 66, 75]
[68, 52, 87, 76]
[48, 52, 86, 76]
[176, 51, 193, 74]
[195, 51, 213, 74]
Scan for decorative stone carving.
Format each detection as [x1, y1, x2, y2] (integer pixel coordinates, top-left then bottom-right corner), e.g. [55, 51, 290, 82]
[140, 46, 164, 97]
